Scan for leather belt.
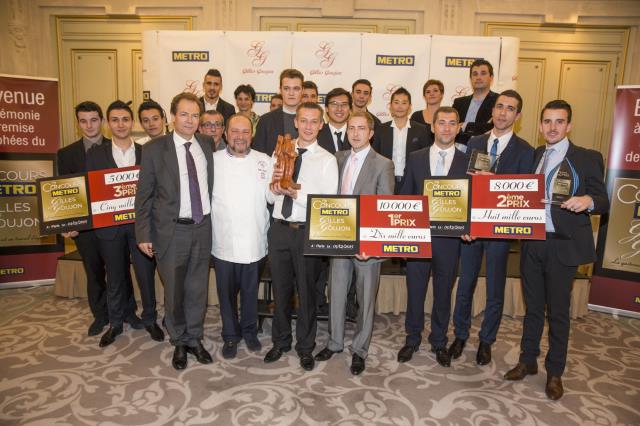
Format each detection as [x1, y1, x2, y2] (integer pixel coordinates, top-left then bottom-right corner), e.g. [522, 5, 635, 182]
[176, 214, 210, 225]
[274, 218, 306, 229]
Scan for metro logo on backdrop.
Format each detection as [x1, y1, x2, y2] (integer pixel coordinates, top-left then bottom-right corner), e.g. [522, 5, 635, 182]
[376, 55, 415, 66]
[445, 56, 483, 68]
[171, 51, 210, 62]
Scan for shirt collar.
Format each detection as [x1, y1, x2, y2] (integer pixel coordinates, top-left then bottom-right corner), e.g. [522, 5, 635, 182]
[391, 119, 411, 130]
[488, 130, 513, 147]
[350, 145, 371, 161]
[546, 137, 570, 156]
[328, 123, 346, 134]
[173, 131, 194, 147]
[431, 143, 456, 156]
[295, 139, 318, 153]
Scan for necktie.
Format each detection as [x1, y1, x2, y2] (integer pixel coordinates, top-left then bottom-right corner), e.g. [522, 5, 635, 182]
[490, 138, 499, 169]
[542, 147, 555, 198]
[335, 131, 343, 151]
[281, 147, 307, 219]
[434, 150, 447, 176]
[184, 142, 204, 223]
[340, 153, 358, 195]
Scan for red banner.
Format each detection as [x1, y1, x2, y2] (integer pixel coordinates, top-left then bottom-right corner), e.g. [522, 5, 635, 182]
[469, 174, 546, 240]
[87, 166, 139, 228]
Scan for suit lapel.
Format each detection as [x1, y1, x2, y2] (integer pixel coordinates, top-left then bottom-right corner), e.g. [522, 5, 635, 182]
[447, 149, 465, 176]
[162, 133, 180, 192]
[533, 146, 545, 172]
[135, 143, 142, 166]
[352, 149, 376, 195]
[195, 133, 214, 197]
[104, 141, 118, 169]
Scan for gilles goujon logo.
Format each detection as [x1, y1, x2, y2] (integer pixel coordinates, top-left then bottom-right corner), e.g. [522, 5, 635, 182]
[246, 41, 269, 67]
[172, 51, 210, 62]
[315, 41, 337, 68]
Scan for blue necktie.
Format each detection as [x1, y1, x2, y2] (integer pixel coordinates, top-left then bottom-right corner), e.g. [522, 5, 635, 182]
[184, 142, 204, 223]
[490, 138, 499, 169]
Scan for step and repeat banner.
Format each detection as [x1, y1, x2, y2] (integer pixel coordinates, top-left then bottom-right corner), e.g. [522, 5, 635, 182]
[0, 74, 63, 287]
[142, 31, 518, 120]
[591, 86, 640, 317]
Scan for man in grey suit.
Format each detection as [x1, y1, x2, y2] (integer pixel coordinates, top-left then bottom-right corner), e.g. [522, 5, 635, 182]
[314, 111, 395, 375]
[135, 92, 214, 370]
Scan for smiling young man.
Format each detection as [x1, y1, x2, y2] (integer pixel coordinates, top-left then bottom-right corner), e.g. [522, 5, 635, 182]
[449, 90, 534, 366]
[504, 100, 608, 400]
[317, 87, 352, 154]
[136, 100, 166, 144]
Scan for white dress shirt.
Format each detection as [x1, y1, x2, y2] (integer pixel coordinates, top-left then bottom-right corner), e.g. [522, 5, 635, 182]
[270, 140, 339, 223]
[173, 132, 211, 218]
[487, 130, 513, 158]
[429, 144, 456, 176]
[391, 119, 411, 177]
[211, 149, 273, 263]
[204, 100, 218, 112]
[111, 139, 136, 168]
[341, 146, 371, 195]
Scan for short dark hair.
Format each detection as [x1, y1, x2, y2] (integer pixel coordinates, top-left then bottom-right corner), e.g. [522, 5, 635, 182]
[75, 101, 103, 120]
[348, 111, 374, 130]
[271, 94, 283, 102]
[170, 92, 202, 115]
[325, 87, 353, 109]
[469, 59, 494, 77]
[234, 84, 256, 101]
[137, 99, 165, 121]
[279, 68, 304, 87]
[390, 87, 412, 104]
[107, 100, 133, 120]
[499, 89, 523, 113]
[540, 99, 572, 123]
[200, 110, 224, 123]
[433, 106, 460, 123]
[302, 81, 318, 94]
[204, 68, 222, 79]
[423, 79, 444, 96]
[296, 101, 324, 117]
[352, 79, 372, 92]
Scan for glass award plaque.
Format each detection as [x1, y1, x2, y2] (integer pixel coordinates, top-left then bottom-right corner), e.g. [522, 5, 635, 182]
[467, 149, 491, 173]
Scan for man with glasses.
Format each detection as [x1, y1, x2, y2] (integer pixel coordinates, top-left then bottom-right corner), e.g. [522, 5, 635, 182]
[317, 87, 352, 154]
[199, 110, 226, 151]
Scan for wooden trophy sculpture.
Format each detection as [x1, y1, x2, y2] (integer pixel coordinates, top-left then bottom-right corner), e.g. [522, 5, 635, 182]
[270, 134, 301, 191]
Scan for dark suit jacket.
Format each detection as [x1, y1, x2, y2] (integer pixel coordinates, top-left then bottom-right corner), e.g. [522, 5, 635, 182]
[317, 124, 350, 154]
[452, 91, 499, 144]
[57, 136, 110, 175]
[532, 142, 608, 266]
[135, 132, 214, 257]
[371, 120, 432, 175]
[199, 96, 236, 123]
[252, 107, 286, 156]
[400, 146, 469, 195]
[467, 133, 534, 174]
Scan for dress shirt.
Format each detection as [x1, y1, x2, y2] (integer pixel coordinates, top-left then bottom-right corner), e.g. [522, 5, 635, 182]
[270, 140, 339, 223]
[211, 149, 272, 263]
[341, 146, 371, 195]
[487, 130, 513, 159]
[173, 132, 211, 218]
[464, 97, 484, 123]
[329, 123, 347, 152]
[111, 139, 136, 168]
[391, 119, 411, 177]
[204, 99, 218, 112]
[429, 144, 456, 176]
[539, 137, 570, 232]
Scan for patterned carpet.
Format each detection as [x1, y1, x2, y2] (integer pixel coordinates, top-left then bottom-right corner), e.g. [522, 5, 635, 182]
[0, 286, 639, 426]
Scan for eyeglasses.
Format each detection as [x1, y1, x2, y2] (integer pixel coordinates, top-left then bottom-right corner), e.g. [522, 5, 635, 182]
[201, 122, 224, 129]
[328, 101, 350, 109]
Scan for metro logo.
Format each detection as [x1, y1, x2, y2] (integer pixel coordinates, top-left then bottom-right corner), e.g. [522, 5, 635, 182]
[433, 189, 461, 197]
[113, 212, 135, 222]
[382, 244, 419, 253]
[0, 267, 24, 276]
[376, 55, 415, 66]
[172, 51, 210, 62]
[0, 183, 36, 196]
[493, 225, 532, 235]
[445, 57, 481, 68]
[51, 187, 79, 197]
[320, 208, 349, 216]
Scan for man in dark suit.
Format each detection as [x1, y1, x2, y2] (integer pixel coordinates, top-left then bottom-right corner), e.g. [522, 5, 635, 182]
[57, 101, 109, 336]
[314, 111, 394, 375]
[505, 100, 608, 400]
[135, 92, 214, 370]
[317, 87, 352, 154]
[351, 79, 382, 130]
[86, 100, 163, 347]
[397, 106, 469, 367]
[452, 59, 499, 146]
[198, 68, 235, 123]
[449, 90, 534, 365]
[372, 87, 432, 193]
[253, 68, 304, 156]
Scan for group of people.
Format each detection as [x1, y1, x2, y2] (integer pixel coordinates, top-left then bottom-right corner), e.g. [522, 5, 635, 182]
[58, 59, 608, 401]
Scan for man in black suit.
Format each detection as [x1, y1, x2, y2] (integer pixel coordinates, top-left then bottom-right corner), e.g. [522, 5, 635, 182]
[253, 68, 304, 156]
[136, 92, 214, 370]
[86, 100, 163, 347]
[452, 59, 499, 147]
[351, 79, 382, 130]
[317, 87, 352, 154]
[56, 101, 109, 336]
[397, 106, 469, 367]
[198, 68, 235, 123]
[504, 100, 609, 400]
[449, 90, 534, 365]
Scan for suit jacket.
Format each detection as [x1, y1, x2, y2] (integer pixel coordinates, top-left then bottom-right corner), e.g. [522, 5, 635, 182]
[467, 133, 534, 174]
[452, 91, 499, 144]
[400, 146, 469, 196]
[532, 142, 609, 266]
[57, 136, 110, 175]
[318, 124, 350, 154]
[253, 107, 286, 156]
[371, 120, 432, 174]
[135, 132, 214, 257]
[199, 96, 235, 123]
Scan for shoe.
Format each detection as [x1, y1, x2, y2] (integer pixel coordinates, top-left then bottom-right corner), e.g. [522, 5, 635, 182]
[99, 326, 123, 347]
[545, 375, 564, 400]
[222, 341, 238, 359]
[476, 342, 492, 366]
[350, 354, 365, 375]
[88, 318, 108, 336]
[504, 362, 538, 380]
[186, 342, 213, 364]
[433, 348, 451, 367]
[397, 344, 418, 363]
[299, 353, 315, 371]
[264, 346, 291, 363]
[448, 338, 466, 359]
[125, 314, 144, 330]
[172, 345, 187, 370]
[145, 323, 165, 342]
[244, 335, 262, 352]
[314, 347, 342, 362]
[317, 304, 329, 317]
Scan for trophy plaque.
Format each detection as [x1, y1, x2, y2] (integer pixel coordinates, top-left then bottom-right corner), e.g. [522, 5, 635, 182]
[549, 160, 576, 204]
[270, 134, 301, 190]
[467, 149, 492, 173]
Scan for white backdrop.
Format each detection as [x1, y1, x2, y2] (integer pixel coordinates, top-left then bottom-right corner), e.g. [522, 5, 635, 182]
[142, 31, 519, 120]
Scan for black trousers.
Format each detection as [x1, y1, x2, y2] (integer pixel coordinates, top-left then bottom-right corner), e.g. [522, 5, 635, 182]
[519, 238, 576, 377]
[268, 221, 321, 355]
[73, 230, 108, 323]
